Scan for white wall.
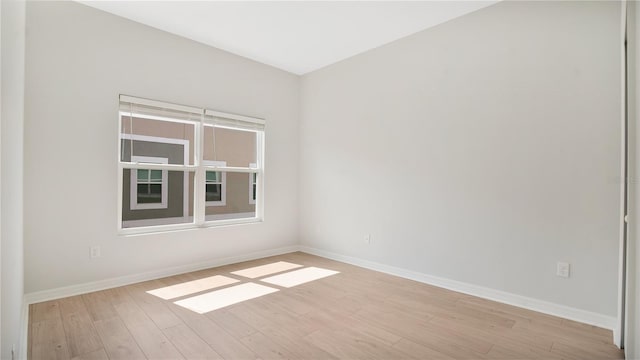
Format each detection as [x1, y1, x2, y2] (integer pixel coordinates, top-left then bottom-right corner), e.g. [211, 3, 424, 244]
[24, 2, 299, 293]
[300, 1, 621, 318]
[626, 0, 640, 357]
[1, 0, 25, 358]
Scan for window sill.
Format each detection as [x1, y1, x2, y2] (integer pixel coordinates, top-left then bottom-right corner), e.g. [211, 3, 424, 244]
[205, 202, 226, 207]
[119, 216, 262, 236]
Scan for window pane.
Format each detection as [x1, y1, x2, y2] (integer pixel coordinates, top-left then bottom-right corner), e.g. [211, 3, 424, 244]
[150, 170, 163, 181]
[205, 172, 255, 221]
[120, 115, 195, 165]
[203, 125, 257, 167]
[206, 171, 218, 182]
[206, 184, 222, 202]
[122, 170, 195, 228]
[137, 184, 162, 204]
[137, 169, 149, 181]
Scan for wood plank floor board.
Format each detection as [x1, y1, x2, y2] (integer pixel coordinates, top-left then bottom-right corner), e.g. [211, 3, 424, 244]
[162, 323, 223, 360]
[31, 319, 72, 360]
[125, 281, 184, 330]
[356, 301, 433, 329]
[256, 290, 315, 316]
[428, 313, 555, 353]
[239, 331, 299, 360]
[392, 338, 457, 360]
[449, 301, 519, 328]
[383, 291, 517, 330]
[111, 298, 185, 359]
[357, 310, 492, 359]
[298, 302, 402, 349]
[421, 320, 494, 355]
[304, 328, 379, 360]
[226, 295, 321, 336]
[351, 307, 490, 359]
[28, 304, 35, 360]
[288, 285, 361, 314]
[296, 279, 350, 299]
[61, 300, 103, 357]
[206, 309, 258, 339]
[381, 293, 457, 321]
[457, 297, 544, 320]
[69, 348, 109, 360]
[548, 344, 596, 360]
[428, 305, 519, 333]
[168, 303, 259, 359]
[551, 339, 625, 360]
[339, 315, 403, 347]
[105, 286, 135, 306]
[484, 344, 557, 360]
[225, 302, 278, 332]
[93, 317, 146, 360]
[561, 318, 614, 338]
[428, 316, 573, 360]
[31, 300, 63, 323]
[457, 296, 567, 328]
[29, 252, 624, 360]
[257, 324, 340, 360]
[81, 291, 119, 322]
[299, 305, 360, 333]
[329, 326, 423, 360]
[512, 318, 618, 346]
[244, 295, 325, 333]
[57, 296, 103, 358]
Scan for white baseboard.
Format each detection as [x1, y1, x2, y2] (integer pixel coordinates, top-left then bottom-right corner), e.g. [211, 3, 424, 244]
[23, 245, 299, 305]
[613, 327, 620, 349]
[299, 246, 617, 332]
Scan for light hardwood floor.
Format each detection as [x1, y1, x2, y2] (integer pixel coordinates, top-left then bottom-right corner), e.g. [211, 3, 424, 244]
[28, 252, 624, 360]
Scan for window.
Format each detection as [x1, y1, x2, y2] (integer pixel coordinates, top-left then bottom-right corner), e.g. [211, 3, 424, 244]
[204, 160, 226, 206]
[249, 163, 257, 205]
[130, 156, 168, 210]
[118, 95, 264, 234]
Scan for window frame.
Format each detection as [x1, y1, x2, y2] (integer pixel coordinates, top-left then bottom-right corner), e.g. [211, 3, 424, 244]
[117, 95, 265, 235]
[130, 156, 169, 210]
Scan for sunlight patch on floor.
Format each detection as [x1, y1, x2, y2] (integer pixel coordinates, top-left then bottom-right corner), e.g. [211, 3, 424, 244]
[147, 275, 240, 300]
[153, 263, 339, 314]
[174, 282, 279, 314]
[260, 267, 339, 288]
[231, 261, 303, 279]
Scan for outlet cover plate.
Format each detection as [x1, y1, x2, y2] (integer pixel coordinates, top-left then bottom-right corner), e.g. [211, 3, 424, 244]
[556, 262, 570, 278]
[90, 246, 101, 258]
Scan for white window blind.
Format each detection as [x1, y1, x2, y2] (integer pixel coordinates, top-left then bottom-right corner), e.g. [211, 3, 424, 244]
[119, 95, 203, 123]
[204, 109, 265, 131]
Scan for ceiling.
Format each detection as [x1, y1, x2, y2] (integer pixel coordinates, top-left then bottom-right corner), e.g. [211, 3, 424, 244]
[80, 1, 497, 75]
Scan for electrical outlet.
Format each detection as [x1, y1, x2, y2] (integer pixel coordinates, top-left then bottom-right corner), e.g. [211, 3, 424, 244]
[556, 262, 570, 278]
[90, 246, 101, 259]
[364, 234, 371, 244]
